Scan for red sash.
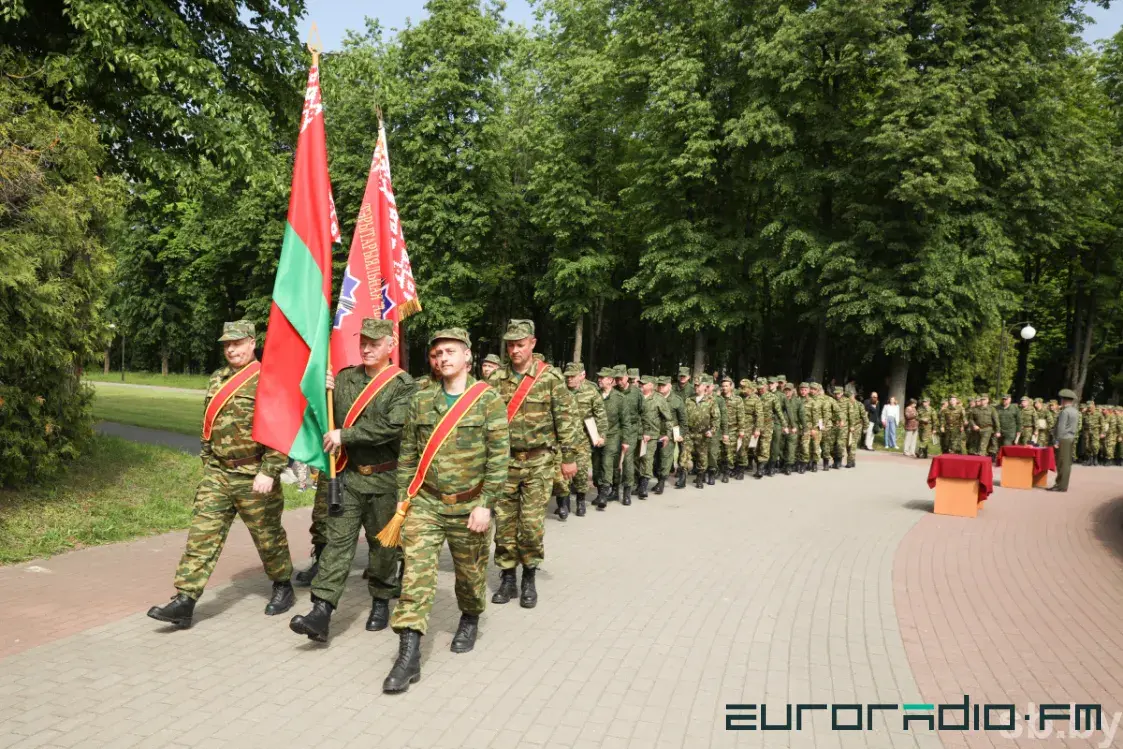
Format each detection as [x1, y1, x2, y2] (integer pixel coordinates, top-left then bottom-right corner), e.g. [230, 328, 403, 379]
[202, 361, 260, 441]
[506, 360, 548, 423]
[406, 381, 491, 498]
[335, 365, 405, 472]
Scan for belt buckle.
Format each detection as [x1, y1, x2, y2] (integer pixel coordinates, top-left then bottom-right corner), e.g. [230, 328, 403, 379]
[358, 465, 374, 476]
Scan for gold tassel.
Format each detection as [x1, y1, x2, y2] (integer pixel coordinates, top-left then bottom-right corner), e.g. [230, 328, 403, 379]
[376, 499, 411, 548]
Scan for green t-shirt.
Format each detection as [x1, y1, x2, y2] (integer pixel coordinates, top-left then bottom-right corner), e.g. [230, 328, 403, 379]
[443, 388, 463, 410]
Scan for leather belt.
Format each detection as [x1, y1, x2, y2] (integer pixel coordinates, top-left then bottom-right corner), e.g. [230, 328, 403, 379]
[510, 446, 552, 461]
[422, 482, 484, 505]
[218, 453, 263, 468]
[355, 460, 398, 476]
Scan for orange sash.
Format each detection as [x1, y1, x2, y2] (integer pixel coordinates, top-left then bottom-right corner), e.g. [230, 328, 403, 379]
[202, 361, 260, 440]
[335, 365, 405, 472]
[406, 381, 491, 498]
[506, 360, 548, 423]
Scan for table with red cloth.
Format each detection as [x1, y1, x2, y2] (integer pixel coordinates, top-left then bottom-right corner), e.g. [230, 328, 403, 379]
[926, 454, 994, 504]
[996, 445, 1056, 475]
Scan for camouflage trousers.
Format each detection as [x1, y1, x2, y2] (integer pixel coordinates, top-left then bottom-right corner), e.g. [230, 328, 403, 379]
[819, 427, 837, 461]
[918, 426, 934, 447]
[1081, 432, 1101, 458]
[708, 434, 722, 469]
[640, 438, 674, 479]
[847, 426, 862, 463]
[782, 430, 799, 465]
[735, 434, 755, 468]
[943, 430, 966, 454]
[680, 431, 710, 473]
[619, 432, 639, 489]
[495, 454, 553, 570]
[310, 484, 377, 577]
[971, 428, 993, 456]
[310, 480, 399, 607]
[721, 437, 738, 469]
[592, 436, 622, 488]
[389, 503, 490, 636]
[174, 463, 292, 599]
[568, 444, 594, 495]
[756, 426, 773, 463]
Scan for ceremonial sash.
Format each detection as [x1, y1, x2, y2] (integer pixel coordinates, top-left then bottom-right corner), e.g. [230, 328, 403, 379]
[506, 360, 548, 423]
[202, 361, 261, 441]
[336, 365, 405, 472]
[406, 381, 491, 498]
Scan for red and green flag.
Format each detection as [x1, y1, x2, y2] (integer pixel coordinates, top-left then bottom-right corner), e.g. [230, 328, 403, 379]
[252, 58, 341, 472]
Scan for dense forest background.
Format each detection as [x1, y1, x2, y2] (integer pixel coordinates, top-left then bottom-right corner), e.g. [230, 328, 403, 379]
[5, 0, 1123, 482]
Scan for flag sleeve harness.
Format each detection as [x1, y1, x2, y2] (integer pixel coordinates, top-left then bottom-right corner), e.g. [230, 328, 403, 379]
[375, 381, 492, 548]
[334, 365, 404, 472]
[506, 360, 548, 422]
[202, 361, 261, 441]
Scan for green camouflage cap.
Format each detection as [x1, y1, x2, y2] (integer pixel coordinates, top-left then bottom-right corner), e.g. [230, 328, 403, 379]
[783, 382, 794, 391]
[810, 382, 822, 391]
[777, 374, 787, 382]
[922, 395, 931, 401]
[948, 393, 958, 399]
[627, 367, 640, 379]
[700, 374, 714, 385]
[503, 319, 535, 341]
[656, 376, 671, 386]
[639, 375, 655, 386]
[678, 366, 691, 377]
[1019, 395, 1030, 402]
[428, 327, 471, 347]
[767, 376, 779, 384]
[832, 386, 844, 395]
[483, 354, 501, 365]
[1000, 394, 1011, 399]
[563, 362, 584, 377]
[739, 378, 753, 388]
[613, 365, 628, 378]
[597, 367, 616, 378]
[1034, 397, 1043, 404]
[756, 377, 768, 387]
[798, 381, 809, 389]
[721, 375, 733, 384]
[1048, 399, 1058, 406]
[218, 320, 255, 342]
[360, 318, 394, 341]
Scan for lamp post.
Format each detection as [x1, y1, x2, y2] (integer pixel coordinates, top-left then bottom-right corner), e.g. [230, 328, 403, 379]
[996, 321, 1035, 396]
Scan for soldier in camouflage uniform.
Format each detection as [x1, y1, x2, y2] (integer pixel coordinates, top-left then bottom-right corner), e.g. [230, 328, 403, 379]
[488, 320, 580, 609]
[481, 353, 501, 381]
[1031, 398, 1048, 447]
[753, 378, 776, 478]
[1017, 396, 1035, 444]
[845, 387, 866, 467]
[968, 394, 998, 458]
[768, 378, 786, 473]
[674, 366, 695, 401]
[558, 362, 606, 519]
[665, 376, 690, 487]
[289, 319, 416, 642]
[827, 387, 848, 467]
[684, 374, 720, 488]
[995, 395, 1019, 449]
[916, 397, 935, 458]
[817, 383, 840, 470]
[718, 376, 743, 482]
[147, 321, 293, 629]
[613, 365, 643, 504]
[779, 383, 805, 475]
[940, 395, 968, 454]
[709, 379, 729, 481]
[793, 382, 813, 473]
[638, 376, 674, 497]
[382, 328, 509, 693]
[1082, 402, 1104, 466]
[1046, 400, 1059, 446]
[701, 376, 725, 485]
[737, 379, 762, 479]
[592, 367, 631, 509]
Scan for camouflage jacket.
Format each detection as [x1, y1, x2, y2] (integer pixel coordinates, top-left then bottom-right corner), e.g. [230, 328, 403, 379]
[201, 364, 286, 478]
[942, 406, 967, 432]
[600, 388, 634, 444]
[769, 391, 789, 429]
[617, 384, 644, 437]
[741, 392, 764, 434]
[642, 392, 675, 441]
[667, 390, 688, 433]
[995, 404, 1019, 436]
[689, 394, 721, 433]
[673, 381, 695, 400]
[714, 395, 728, 436]
[569, 381, 608, 450]
[489, 362, 580, 462]
[335, 365, 416, 494]
[721, 394, 743, 435]
[1018, 406, 1036, 439]
[397, 375, 509, 515]
[822, 396, 842, 430]
[917, 405, 936, 430]
[782, 395, 805, 431]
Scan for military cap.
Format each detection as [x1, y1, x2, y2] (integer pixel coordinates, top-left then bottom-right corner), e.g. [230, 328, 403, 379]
[721, 375, 733, 384]
[700, 374, 714, 385]
[627, 367, 640, 379]
[563, 362, 584, 377]
[948, 393, 958, 399]
[756, 377, 768, 386]
[767, 376, 779, 384]
[1048, 399, 1058, 406]
[428, 327, 471, 347]
[638, 375, 654, 386]
[656, 376, 671, 386]
[597, 367, 616, 378]
[922, 396, 931, 402]
[1000, 394, 1011, 399]
[218, 320, 255, 342]
[1034, 397, 1044, 404]
[359, 318, 394, 341]
[739, 378, 753, 388]
[832, 386, 844, 395]
[844, 385, 856, 395]
[783, 382, 794, 391]
[798, 381, 809, 388]
[1088, 399, 1096, 405]
[613, 365, 628, 377]
[678, 366, 691, 377]
[483, 354, 501, 365]
[503, 319, 535, 341]
[1019, 395, 1030, 402]
[777, 374, 787, 382]
[1058, 388, 1076, 400]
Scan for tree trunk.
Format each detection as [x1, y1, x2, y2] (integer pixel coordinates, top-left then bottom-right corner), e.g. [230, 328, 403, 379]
[104, 349, 110, 374]
[888, 354, 908, 410]
[810, 316, 827, 383]
[693, 329, 705, 376]
[572, 315, 583, 363]
[161, 350, 170, 377]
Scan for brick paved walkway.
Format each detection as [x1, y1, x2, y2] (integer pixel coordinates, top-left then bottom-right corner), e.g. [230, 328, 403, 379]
[1, 455, 1119, 749]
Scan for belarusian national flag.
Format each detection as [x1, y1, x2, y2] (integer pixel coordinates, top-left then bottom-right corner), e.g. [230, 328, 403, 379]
[252, 59, 341, 472]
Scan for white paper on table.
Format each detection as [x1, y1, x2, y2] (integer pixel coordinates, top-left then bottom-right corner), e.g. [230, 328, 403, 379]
[639, 440, 647, 458]
[584, 417, 600, 444]
[748, 435, 759, 449]
[672, 425, 682, 441]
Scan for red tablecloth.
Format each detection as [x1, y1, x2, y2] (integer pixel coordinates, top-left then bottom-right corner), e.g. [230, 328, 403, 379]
[996, 445, 1056, 475]
[926, 455, 994, 503]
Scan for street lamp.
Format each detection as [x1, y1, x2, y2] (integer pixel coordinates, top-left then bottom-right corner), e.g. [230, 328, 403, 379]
[996, 321, 1035, 395]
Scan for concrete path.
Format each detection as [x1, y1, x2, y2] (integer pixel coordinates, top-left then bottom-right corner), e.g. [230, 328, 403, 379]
[95, 421, 201, 454]
[1, 455, 1120, 749]
[86, 381, 205, 395]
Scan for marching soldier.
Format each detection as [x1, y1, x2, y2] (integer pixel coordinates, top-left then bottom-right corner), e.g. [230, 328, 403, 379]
[916, 397, 935, 458]
[996, 394, 1019, 449]
[817, 383, 840, 470]
[753, 378, 775, 478]
[559, 362, 606, 518]
[638, 376, 674, 496]
[674, 366, 695, 400]
[969, 394, 997, 457]
[845, 387, 866, 467]
[664, 376, 690, 488]
[480, 353, 501, 381]
[708, 379, 728, 482]
[768, 378, 786, 473]
[382, 328, 509, 692]
[1017, 396, 1035, 444]
[737, 379, 762, 479]
[780, 383, 804, 475]
[592, 367, 631, 509]
[828, 387, 848, 467]
[289, 319, 415, 641]
[686, 375, 719, 488]
[941, 395, 967, 454]
[488, 320, 580, 608]
[147, 321, 293, 629]
[613, 365, 642, 504]
[719, 376, 743, 482]
[1032, 398, 1049, 446]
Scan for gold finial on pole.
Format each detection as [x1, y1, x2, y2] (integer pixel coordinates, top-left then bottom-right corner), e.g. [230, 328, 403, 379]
[307, 21, 323, 65]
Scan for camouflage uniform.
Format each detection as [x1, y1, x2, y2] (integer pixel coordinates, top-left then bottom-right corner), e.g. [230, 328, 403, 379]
[1046, 402, 1058, 445]
[174, 322, 291, 600]
[752, 379, 775, 473]
[738, 380, 763, 473]
[684, 375, 720, 486]
[1033, 399, 1050, 446]
[780, 384, 805, 470]
[846, 391, 866, 465]
[916, 400, 935, 455]
[563, 364, 607, 497]
[941, 399, 968, 454]
[709, 387, 728, 472]
[795, 384, 815, 466]
[638, 378, 674, 487]
[995, 399, 1019, 448]
[593, 371, 632, 497]
[390, 357, 509, 636]
[719, 379, 743, 478]
[614, 365, 643, 493]
[673, 366, 695, 401]
[311, 344, 415, 610]
[489, 320, 580, 571]
[968, 398, 997, 457]
[666, 382, 689, 472]
[820, 386, 842, 466]
[1017, 398, 1036, 444]
[1082, 403, 1103, 464]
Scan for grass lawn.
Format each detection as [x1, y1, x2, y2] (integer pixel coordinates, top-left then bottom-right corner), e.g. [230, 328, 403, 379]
[91, 384, 204, 436]
[84, 370, 209, 390]
[0, 435, 312, 565]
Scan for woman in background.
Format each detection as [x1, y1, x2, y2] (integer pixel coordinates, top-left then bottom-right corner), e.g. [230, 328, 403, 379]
[882, 396, 900, 450]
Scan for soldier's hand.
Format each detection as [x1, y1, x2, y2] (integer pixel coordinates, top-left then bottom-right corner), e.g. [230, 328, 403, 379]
[467, 507, 491, 533]
[659, 436, 668, 446]
[722, 435, 729, 444]
[560, 462, 578, 480]
[323, 429, 343, 453]
[753, 430, 760, 438]
[595, 437, 605, 447]
[325, 371, 335, 390]
[252, 473, 275, 494]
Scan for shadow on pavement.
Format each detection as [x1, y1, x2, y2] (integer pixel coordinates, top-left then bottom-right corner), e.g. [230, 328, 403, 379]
[1091, 494, 1123, 564]
[902, 498, 935, 513]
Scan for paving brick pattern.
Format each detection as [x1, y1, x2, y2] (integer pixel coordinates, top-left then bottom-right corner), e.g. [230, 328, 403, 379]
[0, 454, 1022, 749]
[894, 462, 1123, 749]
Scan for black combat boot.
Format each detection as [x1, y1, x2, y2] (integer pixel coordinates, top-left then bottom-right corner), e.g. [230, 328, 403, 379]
[575, 493, 587, 517]
[294, 543, 325, 586]
[846, 458, 855, 468]
[694, 470, 705, 488]
[492, 568, 518, 604]
[753, 463, 763, 479]
[289, 596, 333, 642]
[147, 593, 195, 629]
[810, 459, 818, 473]
[520, 567, 538, 608]
[450, 613, 479, 653]
[653, 476, 666, 494]
[675, 468, 687, 489]
[595, 485, 609, 510]
[608, 484, 620, 502]
[622, 486, 632, 505]
[553, 495, 568, 521]
[264, 581, 295, 616]
[706, 470, 716, 485]
[720, 467, 730, 483]
[382, 629, 422, 693]
[735, 466, 745, 480]
[366, 598, 390, 631]
[637, 477, 649, 499]
[833, 457, 843, 469]
[797, 461, 806, 474]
